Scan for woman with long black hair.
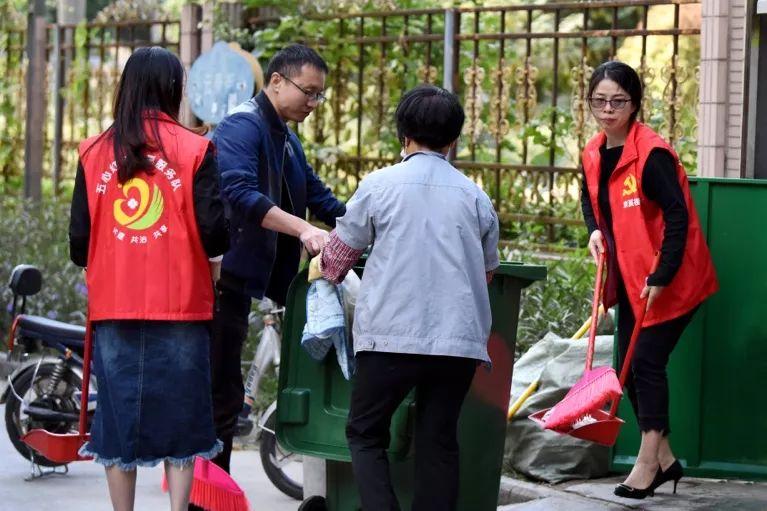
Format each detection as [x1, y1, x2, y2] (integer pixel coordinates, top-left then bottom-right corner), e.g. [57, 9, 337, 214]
[68, 47, 228, 511]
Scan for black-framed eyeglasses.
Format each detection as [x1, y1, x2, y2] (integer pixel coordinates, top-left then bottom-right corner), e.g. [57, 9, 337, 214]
[588, 97, 631, 110]
[279, 73, 326, 103]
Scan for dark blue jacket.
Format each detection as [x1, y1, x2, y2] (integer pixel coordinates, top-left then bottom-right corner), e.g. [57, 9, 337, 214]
[212, 92, 345, 302]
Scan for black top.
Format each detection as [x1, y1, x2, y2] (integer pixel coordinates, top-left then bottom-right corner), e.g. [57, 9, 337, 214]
[68, 146, 230, 267]
[580, 146, 689, 286]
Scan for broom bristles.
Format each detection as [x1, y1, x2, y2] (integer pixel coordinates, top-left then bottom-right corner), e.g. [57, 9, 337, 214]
[544, 369, 623, 431]
[189, 479, 250, 511]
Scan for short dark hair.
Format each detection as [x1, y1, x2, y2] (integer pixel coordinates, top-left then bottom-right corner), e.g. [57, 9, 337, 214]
[395, 85, 465, 150]
[588, 61, 643, 122]
[265, 44, 329, 81]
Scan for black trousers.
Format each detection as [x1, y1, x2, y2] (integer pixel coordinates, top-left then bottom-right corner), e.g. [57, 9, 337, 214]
[616, 284, 697, 435]
[346, 351, 477, 511]
[209, 275, 252, 473]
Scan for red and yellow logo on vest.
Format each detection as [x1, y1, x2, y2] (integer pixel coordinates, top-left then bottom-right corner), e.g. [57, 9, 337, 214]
[114, 178, 164, 230]
[94, 154, 183, 245]
[621, 175, 641, 209]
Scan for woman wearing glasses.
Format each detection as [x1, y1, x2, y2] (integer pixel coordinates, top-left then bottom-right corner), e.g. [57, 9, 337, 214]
[580, 61, 717, 500]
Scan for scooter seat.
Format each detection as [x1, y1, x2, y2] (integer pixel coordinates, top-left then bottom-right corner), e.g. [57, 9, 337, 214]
[15, 315, 85, 349]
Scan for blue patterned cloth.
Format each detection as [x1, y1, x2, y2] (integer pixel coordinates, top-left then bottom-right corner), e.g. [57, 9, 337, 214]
[301, 278, 356, 379]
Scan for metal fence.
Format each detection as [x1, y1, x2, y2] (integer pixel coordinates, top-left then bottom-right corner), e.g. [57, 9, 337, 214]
[1, 1, 701, 245]
[0, 18, 179, 193]
[48, 20, 180, 192]
[251, 0, 701, 244]
[0, 27, 27, 189]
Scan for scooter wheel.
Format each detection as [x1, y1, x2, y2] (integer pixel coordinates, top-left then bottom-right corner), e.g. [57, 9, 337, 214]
[5, 363, 82, 467]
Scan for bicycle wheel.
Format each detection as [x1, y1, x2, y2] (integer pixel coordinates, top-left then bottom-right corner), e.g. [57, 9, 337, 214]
[259, 405, 303, 500]
[298, 496, 327, 511]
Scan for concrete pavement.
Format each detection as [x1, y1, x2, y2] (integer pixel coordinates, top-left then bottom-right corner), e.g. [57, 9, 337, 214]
[0, 405, 299, 511]
[2, 397, 766, 511]
[498, 474, 767, 510]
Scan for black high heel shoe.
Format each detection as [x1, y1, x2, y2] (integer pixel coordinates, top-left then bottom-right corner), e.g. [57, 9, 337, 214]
[613, 482, 655, 499]
[650, 459, 684, 494]
[614, 466, 661, 500]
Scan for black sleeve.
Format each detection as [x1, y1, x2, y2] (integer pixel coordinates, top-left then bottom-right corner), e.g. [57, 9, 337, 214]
[641, 148, 689, 286]
[68, 161, 90, 267]
[193, 147, 230, 258]
[581, 173, 599, 235]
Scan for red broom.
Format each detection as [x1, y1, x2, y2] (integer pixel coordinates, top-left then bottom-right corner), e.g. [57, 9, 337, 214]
[541, 251, 624, 431]
[161, 457, 250, 511]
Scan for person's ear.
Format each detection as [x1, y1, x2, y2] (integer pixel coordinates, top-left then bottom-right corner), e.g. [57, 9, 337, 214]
[270, 72, 282, 92]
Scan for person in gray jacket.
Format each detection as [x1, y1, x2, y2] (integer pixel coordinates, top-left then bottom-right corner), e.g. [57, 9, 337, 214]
[316, 84, 500, 511]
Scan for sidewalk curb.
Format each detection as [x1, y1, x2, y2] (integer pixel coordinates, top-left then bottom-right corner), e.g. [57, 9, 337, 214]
[498, 476, 570, 505]
[498, 476, 632, 510]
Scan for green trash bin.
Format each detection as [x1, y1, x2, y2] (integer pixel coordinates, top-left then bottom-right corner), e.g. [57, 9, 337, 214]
[276, 261, 546, 510]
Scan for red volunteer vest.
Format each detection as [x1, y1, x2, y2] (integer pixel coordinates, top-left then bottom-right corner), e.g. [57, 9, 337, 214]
[80, 113, 214, 321]
[582, 122, 718, 326]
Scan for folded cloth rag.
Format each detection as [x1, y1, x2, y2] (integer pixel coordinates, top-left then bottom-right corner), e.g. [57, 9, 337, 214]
[301, 270, 359, 379]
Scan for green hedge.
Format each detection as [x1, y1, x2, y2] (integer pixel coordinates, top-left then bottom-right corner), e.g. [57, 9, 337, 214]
[1, 196, 86, 332]
[510, 248, 594, 356]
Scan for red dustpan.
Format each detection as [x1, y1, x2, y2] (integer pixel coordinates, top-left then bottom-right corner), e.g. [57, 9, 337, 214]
[529, 307, 649, 446]
[529, 406, 625, 446]
[21, 322, 93, 463]
[530, 252, 623, 434]
[530, 252, 659, 446]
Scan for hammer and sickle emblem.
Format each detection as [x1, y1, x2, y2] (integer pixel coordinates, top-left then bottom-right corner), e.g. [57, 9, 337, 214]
[622, 175, 637, 197]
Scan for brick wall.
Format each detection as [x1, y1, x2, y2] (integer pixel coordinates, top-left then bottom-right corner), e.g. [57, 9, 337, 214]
[699, 0, 749, 177]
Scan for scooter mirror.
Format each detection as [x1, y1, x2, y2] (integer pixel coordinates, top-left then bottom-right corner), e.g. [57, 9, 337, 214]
[9, 265, 42, 297]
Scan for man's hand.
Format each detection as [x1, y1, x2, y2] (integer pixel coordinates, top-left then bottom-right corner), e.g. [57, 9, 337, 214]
[588, 230, 605, 264]
[300, 225, 330, 255]
[262, 206, 330, 255]
[640, 284, 664, 311]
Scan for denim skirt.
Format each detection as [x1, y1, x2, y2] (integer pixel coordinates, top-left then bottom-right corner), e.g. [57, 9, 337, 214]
[79, 320, 222, 470]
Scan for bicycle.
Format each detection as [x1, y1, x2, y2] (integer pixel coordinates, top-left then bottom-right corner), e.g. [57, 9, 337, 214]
[235, 298, 303, 501]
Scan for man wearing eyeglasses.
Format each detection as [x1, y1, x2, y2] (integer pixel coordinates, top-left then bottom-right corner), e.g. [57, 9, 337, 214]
[202, 44, 346, 480]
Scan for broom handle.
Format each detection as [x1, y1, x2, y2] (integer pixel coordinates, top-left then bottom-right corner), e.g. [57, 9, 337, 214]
[78, 318, 92, 436]
[584, 251, 606, 372]
[609, 252, 662, 417]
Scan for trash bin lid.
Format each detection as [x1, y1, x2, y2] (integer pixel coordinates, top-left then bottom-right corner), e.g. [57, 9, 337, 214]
[494, 261, 546, 285]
